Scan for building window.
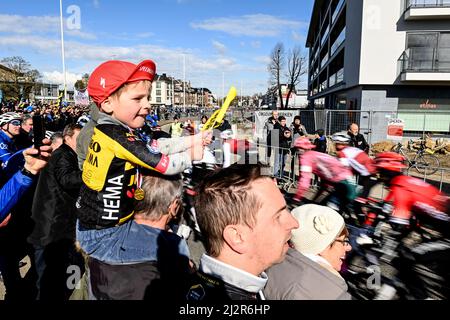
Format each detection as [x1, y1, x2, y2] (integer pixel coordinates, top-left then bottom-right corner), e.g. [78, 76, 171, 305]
[407, 33, 438, 48]
[407, 0, 450, 8]
[439, 33, 450, 70]
[336, 68, 344, 83]
[321, 25, 330, 47]
[156, 97, 161, 103]
[156, 90, 161, 96]
[331, 27, 345, 56]
[319, 79, 328, 92]
[321, 53, 329, 69]
[314, 97, 325, 109]
[329, 74, 336, 87]
[332, 0, 345, 24]
[405, 32, 450, 71]
[156, 82, 161, 88]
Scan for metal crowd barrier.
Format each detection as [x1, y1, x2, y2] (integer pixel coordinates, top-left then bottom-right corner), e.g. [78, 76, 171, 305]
[406, 165, 450, 193]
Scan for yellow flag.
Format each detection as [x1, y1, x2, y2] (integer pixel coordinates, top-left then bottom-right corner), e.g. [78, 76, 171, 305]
[57, 91, 64, 107]
[202, 86, 237, 131]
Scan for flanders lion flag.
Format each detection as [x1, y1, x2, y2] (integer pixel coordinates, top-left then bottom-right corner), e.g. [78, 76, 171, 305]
[56, 91, 64, 107]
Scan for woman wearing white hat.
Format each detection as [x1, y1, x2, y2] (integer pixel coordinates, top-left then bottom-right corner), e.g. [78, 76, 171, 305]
[264, 204, 353, 300]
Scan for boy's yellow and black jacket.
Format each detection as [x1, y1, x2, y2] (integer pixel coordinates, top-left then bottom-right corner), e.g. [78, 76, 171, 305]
[77, 114, 191, 230]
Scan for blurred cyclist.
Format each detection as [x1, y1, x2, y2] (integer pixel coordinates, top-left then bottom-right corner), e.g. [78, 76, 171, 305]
[375, 152, 449, 235]
[293, 137, 356, 214]
[332, 132, 378, 221]
[374, 152, 450, 299]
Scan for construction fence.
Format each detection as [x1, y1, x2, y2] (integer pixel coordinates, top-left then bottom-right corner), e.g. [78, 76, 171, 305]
[249, 109, 450, 146]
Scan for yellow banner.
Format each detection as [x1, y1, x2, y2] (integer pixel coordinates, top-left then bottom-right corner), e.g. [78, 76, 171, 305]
[202, 86, 237, 131]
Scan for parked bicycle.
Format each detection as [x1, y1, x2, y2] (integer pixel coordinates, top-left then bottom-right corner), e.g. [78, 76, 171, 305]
[392, 140, 440, 175]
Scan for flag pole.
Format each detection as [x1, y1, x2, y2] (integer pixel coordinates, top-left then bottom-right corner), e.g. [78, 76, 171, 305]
[59, 0, 67, 102]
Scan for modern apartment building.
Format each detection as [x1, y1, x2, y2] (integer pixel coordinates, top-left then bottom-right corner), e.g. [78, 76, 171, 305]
[306, 0, 450, 137]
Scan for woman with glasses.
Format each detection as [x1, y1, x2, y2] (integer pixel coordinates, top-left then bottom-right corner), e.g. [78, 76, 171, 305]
[264, 204, 353, 300]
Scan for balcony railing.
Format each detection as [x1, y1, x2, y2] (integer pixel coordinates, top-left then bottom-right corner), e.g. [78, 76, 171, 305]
[406, 0, 450, 8]
[399, 47, 450, 72]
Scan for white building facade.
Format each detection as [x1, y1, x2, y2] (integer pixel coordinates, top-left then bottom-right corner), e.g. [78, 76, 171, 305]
[306, 0, 450, 139]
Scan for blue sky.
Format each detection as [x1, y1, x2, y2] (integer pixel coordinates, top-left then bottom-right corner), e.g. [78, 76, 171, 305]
[0, 0, 313, 97]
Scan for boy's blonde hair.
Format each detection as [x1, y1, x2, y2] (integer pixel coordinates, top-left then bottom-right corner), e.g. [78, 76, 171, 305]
[108, 80, 152, 103]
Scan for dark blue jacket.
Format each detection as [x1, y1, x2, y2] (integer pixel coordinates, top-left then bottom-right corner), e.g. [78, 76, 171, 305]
[0, 171, 33, 223]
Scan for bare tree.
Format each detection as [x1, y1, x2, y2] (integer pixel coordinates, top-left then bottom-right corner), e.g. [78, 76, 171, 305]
[284, 47, 307, 109]
[0, 56, 41, 101]
[268, 43, 285, 109]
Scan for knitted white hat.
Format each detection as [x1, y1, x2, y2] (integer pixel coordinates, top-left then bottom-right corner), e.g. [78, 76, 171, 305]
[291, 204, 345, 255]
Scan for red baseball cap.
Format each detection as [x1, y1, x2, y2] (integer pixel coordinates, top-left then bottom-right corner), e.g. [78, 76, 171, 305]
[88, 59, 156, 107]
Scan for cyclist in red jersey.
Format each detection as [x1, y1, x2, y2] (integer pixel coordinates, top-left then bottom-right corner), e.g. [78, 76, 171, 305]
[374, 152, 449, 234]
[374, 152, 449, 299]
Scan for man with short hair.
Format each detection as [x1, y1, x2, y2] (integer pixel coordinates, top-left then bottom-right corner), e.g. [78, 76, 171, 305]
[86, 172, 192, 300]
[263, 110, 279, 163]
[186, 163, 299, 301]
[28, 123, 83, 300]
[347, 123, 369, 153]
[15, 114, 34, 150]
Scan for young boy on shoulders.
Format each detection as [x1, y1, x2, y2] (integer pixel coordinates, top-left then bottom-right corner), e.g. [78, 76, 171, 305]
[77, 59, 211, 262]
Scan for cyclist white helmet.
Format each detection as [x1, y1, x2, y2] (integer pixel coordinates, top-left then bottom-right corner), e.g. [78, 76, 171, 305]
[220, 130, 234, 140]
[45, 131, 55, 140]
[331, 132, 351, 144]
[77, 115, 90, 127]
[0, 112, 21, 126]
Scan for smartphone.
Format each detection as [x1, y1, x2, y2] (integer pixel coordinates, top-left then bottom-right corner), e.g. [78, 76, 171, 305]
[32, 115, 46, 151]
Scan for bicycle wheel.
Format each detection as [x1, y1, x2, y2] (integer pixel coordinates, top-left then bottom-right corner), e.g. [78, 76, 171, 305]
[414, 154, 440, 175]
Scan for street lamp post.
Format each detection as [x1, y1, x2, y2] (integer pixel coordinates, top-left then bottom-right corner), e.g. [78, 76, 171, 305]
[171, 76, 175, 107]
[183, 54, 186, 112]
[222, 72, 225, 106]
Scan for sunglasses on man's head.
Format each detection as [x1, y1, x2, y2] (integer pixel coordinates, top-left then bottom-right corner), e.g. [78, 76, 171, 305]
[9, 120, 21, 126]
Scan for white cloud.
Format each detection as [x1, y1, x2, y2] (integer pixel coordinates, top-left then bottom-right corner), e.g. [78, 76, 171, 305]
[136, 32, 154, 38]
[0, 35, 265, 94]
[66, 29, 97, 40]
[215, 57, 236, 68]
[42, 71, 84, 90]
[212, 40, 227, 55]
[191, 14, 306, 37]
[250, 41, 261, 49]
[93, 0, 100, 8]
[292, 30, 304, 42]
[254, 56, 271, 65]
[0, 35, 60, 53]
[0, 14, 57, 34]
[0, 14, 97, 40]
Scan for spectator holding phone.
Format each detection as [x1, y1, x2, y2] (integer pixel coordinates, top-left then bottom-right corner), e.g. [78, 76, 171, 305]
[28, 124, 83, 300]
[0, 140, 53, 224]
[0, 139, 53, 300]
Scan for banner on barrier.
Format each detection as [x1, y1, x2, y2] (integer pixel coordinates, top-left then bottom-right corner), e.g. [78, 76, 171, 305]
[253, 110, 300, 142]
[74, 89, 90, 106]
[387, 118, 404, 141]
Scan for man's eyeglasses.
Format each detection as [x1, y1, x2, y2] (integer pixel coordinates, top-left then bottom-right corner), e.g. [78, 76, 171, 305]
[334, 238, 351, 246]
[9, 120, 21, 126]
